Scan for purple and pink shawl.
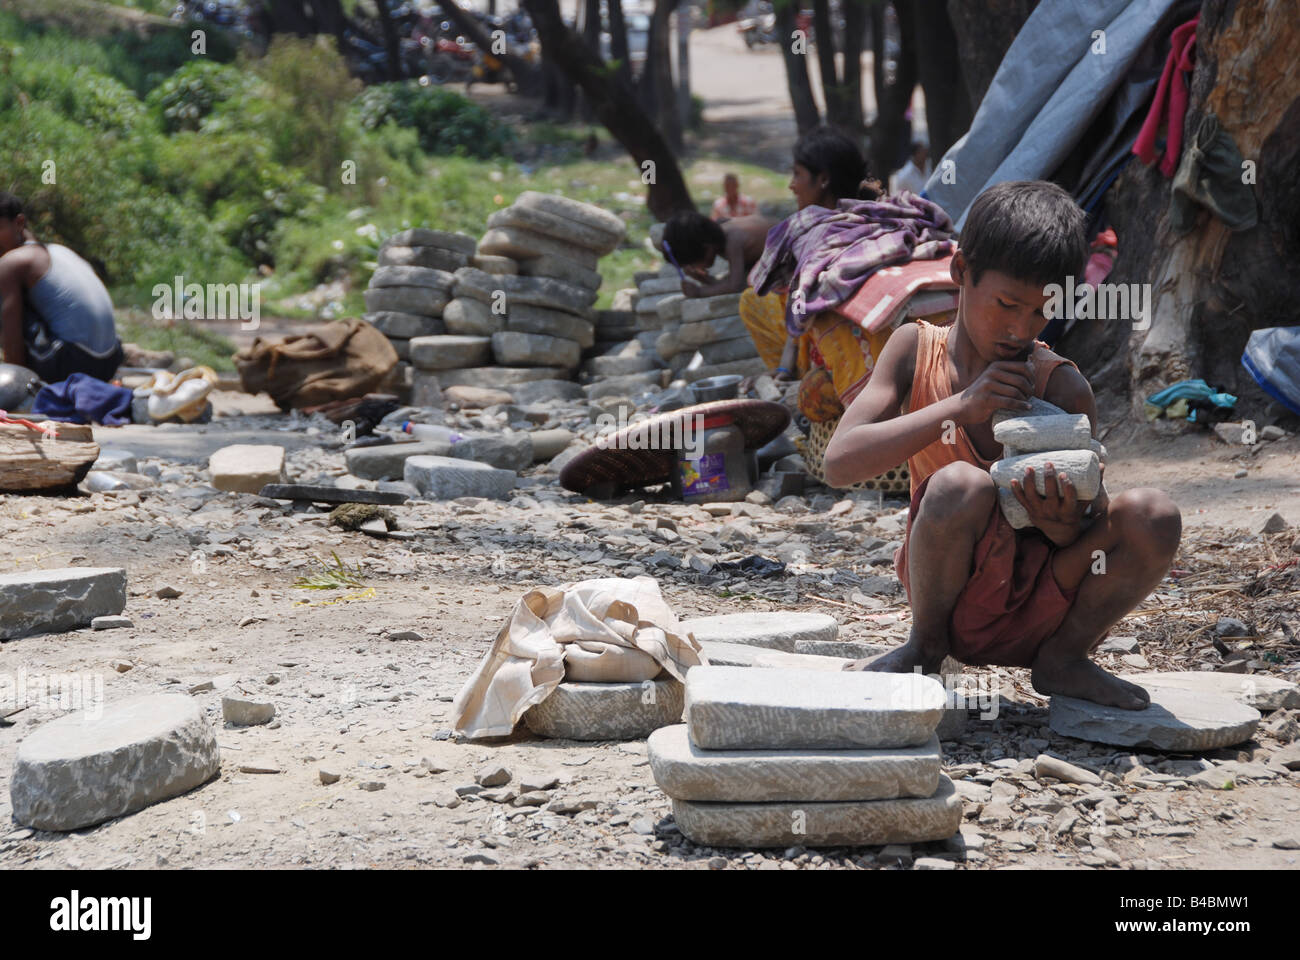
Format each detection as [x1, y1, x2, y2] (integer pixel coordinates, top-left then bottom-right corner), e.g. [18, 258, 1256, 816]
[748, 192, 957, 336]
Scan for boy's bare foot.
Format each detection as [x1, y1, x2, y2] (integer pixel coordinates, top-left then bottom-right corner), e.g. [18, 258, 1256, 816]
[1031, 655, 1151, 709]
[842, 639, 943, 675]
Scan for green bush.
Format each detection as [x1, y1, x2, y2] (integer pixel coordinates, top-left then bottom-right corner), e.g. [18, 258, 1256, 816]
[354, 82, 513, 158]
[145, 60, 255, 132]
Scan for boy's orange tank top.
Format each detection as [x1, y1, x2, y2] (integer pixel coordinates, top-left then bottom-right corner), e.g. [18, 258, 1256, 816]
[905, 320, 1078, 495]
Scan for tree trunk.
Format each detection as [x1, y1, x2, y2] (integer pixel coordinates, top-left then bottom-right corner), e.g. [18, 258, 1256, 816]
[261, 0, 315, 36]
[867, 1, 917, 183]
[775, 0, 821, 133]
[910, 1, 970, 160]
[523, 0, 694, 220]
[1057, 0, 1300, 422]
[308, 0, 349, 48]
[609, 0, 632, 85]
[641, 0, 683, 151]
[375, 0, 404, 81]
[945, 0, 1037, 112]
[837, 0, 868, 139]
[812, 0, 843, 127]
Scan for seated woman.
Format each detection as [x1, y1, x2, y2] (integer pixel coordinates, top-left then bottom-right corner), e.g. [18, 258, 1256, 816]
[746, 129, 959, 484]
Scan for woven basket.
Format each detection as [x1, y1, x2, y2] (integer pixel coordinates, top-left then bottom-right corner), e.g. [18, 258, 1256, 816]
[795, 416, 910, 493]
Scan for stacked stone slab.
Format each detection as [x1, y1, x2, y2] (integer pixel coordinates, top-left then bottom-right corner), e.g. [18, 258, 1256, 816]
[650, 666, 962, 848]
[658, 291, 764, 382]
[410, 192, 626, 396]
[990, 397, 1106, 529]
[366, 229, 477, 403]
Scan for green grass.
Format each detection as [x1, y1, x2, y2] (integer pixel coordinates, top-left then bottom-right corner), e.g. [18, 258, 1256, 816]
[2, 6, 797, 320]
[115, 308, 239, 371]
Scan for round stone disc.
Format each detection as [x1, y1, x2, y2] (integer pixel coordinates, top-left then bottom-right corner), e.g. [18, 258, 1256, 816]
[11, 694, 220, 831]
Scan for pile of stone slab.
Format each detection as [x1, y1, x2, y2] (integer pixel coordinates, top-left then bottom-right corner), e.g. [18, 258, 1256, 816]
[654, 289, 766, 384]
[364, 228, 477, 403]
[365, 194, 628, 406]
[649, 665, 962, 848]
[990, 397, 1107, 529]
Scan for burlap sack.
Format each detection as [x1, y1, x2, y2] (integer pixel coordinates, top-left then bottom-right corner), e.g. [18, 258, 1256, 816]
[234, 318, 397, 410]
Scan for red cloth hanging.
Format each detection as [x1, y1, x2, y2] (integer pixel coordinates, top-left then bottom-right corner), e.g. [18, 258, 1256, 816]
[1133, 16, 1199, 178]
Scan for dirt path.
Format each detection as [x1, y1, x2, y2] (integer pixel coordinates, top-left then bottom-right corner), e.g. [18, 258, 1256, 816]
[0, 405, 1296, 870]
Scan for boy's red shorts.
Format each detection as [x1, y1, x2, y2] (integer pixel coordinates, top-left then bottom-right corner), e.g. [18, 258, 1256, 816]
[895, 473, 1078, 667]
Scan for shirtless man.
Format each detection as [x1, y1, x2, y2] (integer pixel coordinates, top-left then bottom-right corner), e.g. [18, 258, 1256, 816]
[660, 210, 774, 300]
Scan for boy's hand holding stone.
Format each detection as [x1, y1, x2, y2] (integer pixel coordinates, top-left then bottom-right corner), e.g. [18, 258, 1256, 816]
[1010, 462, 1089, 546]
[952, 360, 1034, 425]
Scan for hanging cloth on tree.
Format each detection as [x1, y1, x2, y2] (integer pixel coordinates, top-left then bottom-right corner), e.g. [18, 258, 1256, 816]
[1169, 112, 1259, 233]
[1132, 15, 1198, 177]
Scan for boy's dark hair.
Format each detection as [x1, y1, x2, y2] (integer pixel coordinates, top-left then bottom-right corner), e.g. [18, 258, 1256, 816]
[0, 192, 23, 220]
[960, 180, 1088, 289]
[793, 126, 877, 202]
[663, 211, 725, 267]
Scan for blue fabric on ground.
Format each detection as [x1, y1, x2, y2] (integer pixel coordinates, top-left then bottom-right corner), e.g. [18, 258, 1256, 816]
[1146, 378, 1237, 411]
[32, 372, 133, 426]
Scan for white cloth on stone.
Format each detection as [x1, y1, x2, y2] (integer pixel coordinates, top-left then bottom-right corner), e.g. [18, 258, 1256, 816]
[451, 576, 704, 739]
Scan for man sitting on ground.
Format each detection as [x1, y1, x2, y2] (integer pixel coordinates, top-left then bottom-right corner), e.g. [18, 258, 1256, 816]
[0, 192, 123, 382]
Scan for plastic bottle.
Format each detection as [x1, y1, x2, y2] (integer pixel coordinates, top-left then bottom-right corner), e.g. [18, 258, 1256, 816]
[402, 421, 464, 444]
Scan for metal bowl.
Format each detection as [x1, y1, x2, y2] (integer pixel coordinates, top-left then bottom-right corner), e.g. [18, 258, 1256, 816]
[690, 374, 743, 404]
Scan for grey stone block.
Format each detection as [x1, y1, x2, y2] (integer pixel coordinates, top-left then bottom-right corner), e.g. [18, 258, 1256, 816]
[385, 228, 477, 256]
[471, 254, 518, 275]
[517, 255, 602, 292]
[492, 331, 581, 369]
[677, 314, 746, 348]
[582, 370, 669, 399]
[696, 640, 851, 670]
[681, 612, 839, 653]
[208, 444, 286, 494]
[680, 293, 744, 324]
[1048, 683, 1260, 751]
[0, 567, 127, 639]
[222, 696, 275, 726]
[649, 724, 942, 802]
[92, 448, 138, 474]
[638, 276, 683, 296]
[697, 335, 760, 365]
[583, 353, 660, 377]
[410, 370, 442, 408]
[448, 432, 533, 472]
[388, 337, 410, 360]
[409, 335, 493, 371]
[990, 449, 1100, 498]
[681, 357, 767, 383]
[454, 267, 598, 315]
[369, 265, 455, 290]
[506, 302, 596, 348]
[523, 678, 684, 741]
[442, 297, 506, 336]
[794, 639, 891, 659]
[10, 694, 220, 831]
[346, 441, 453, 481]
[364, 299, 447, 331]
[489, 203, 621, 254]
[510, 379, 586, 403]
[1126, 670, 1300, 712]
[434, 366, 570, 389]
[477, 227, 599, 269]
[378, 244, 469, 272]
[636, 291, 685, 316]
[404, 455, 516, 500]
[685, 666, 945, 750]
[991, 396, 1067, 427]
[995, 413, 1092, 454]
[530, 428, 576, 462]
[671, 775, 963, 848]
[514, 190, 627, 244]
